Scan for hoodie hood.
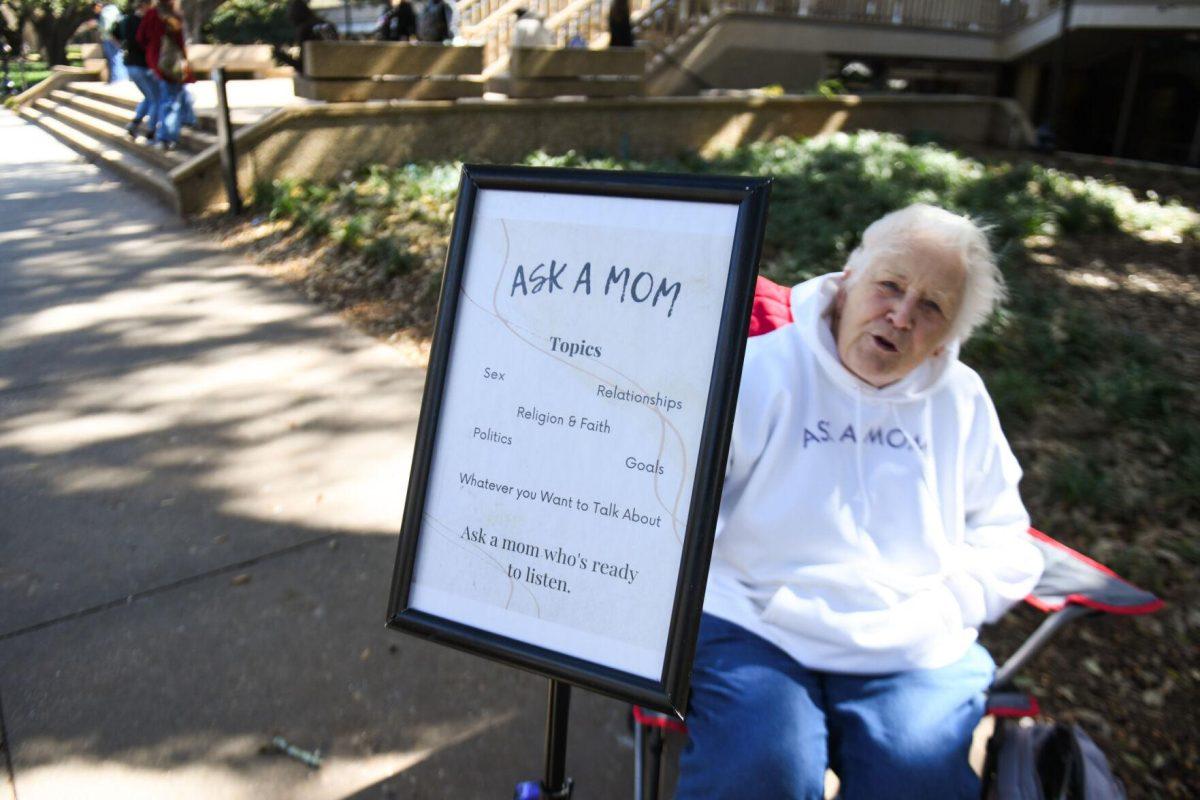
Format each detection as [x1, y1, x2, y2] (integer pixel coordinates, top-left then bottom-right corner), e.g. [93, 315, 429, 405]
[792, 272, 960, 403]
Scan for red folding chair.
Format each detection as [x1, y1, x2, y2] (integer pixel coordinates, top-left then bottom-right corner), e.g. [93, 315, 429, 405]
[631, 527, 1164, 800]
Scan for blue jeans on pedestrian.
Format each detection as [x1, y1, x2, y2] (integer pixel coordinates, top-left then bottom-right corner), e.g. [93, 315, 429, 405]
[155, 78, 184, 143]
[180, 85, 196, 127]
[125, 65, 159, 132]
[676, 614, 994, 800]
[101, 39, 127, 82]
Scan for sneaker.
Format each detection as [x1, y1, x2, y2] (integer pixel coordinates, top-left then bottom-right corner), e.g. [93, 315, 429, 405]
[160, 141, 178, 152]
[125, 122, 139, 139]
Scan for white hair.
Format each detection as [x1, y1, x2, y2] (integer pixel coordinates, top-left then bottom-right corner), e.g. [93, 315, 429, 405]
[843, 204, 1005, 343]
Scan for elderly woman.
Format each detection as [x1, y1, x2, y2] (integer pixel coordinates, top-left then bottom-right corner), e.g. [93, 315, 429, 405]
[677, 204, 1044, 799]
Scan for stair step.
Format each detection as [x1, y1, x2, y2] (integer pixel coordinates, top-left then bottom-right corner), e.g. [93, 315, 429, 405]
[18, 104, 178, 212]
[34, 96, 189, 171]
[67, 81, 140, 111]
[49, 89, 217, 153]
[67, 79, 256, 135]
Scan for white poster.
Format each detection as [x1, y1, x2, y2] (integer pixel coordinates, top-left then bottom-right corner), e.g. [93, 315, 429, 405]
[408, 187, 741, 679]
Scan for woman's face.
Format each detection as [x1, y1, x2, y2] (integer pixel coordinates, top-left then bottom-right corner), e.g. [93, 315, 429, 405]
[834, 238, 966, 387]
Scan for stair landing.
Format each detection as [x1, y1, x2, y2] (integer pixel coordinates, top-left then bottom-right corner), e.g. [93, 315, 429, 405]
[78, 76, 311, 128]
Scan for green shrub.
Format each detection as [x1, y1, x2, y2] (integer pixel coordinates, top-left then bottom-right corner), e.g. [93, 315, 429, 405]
[251, 132, 1199, 530]
[204, 0, 292, 45]
[333, 213, 372, 251]
[1045, 457, 1124, 517]
[982, 366, 1044, 428]
[1086, 364, 1179, 425]
[364, 238, 417, 276]
[814, 78, 845, 98]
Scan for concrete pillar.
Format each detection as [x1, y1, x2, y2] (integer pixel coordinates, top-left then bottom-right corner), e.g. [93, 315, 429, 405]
[1113, 37, 1143, 157]
[1188, 107, 1200, 166]
[1047, 0, 1073, 139]
[1014, 61, 1040, 120]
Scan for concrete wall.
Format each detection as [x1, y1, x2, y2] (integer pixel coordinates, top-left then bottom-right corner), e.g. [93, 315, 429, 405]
[175, 94, 1033, 215]
[651, 14, 1001, 95]
[648, 3, 1200, 94]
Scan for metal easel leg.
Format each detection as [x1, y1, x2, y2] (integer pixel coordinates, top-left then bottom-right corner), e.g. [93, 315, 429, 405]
[542, 679, 573, 799]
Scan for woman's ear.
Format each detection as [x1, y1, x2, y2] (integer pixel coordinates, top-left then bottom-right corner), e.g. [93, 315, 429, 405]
[833, 269, 851, 316]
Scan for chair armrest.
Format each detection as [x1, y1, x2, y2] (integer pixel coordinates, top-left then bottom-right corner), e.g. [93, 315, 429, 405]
[1025, 528, 1162, 615]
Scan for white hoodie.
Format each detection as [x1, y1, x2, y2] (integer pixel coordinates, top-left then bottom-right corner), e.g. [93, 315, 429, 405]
[703, 274, 1044, 674]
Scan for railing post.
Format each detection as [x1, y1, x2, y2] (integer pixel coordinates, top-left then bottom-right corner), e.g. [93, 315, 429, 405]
[212, 66, 244, 216]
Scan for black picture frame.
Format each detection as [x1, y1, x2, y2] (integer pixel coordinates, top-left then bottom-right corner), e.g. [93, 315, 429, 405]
[386, 164, 771, 717]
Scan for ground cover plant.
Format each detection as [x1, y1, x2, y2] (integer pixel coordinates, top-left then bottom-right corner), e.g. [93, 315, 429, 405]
[242, 132, 1199, 798]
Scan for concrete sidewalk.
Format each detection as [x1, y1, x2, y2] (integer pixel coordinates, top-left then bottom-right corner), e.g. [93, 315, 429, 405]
[0, 110, 636, 799]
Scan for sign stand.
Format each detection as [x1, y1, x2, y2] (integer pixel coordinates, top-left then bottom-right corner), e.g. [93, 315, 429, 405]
[541, 679, 573, 798]
[514, 679, 573, 799]
[387, 165, 771, 798]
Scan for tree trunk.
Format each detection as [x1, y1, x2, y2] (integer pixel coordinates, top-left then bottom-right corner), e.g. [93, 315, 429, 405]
[31, 18, 64, 64]
[31, 11, 84, 65]
[185, 0, 228, 43]
[31, 8, 93, 65]
[0, 5, 30, 56]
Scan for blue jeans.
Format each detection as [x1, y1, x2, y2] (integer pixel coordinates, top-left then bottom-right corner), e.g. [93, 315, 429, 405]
[125, 65, 159, 130]
[101, 39, 127, 82]
[676, 614, 993, 800]
[155, 78, 184, 143]
[180, 86, 196, 127]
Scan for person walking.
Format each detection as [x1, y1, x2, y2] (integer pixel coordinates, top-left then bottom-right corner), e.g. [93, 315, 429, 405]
[136, 0, 192, 151]
[416, 0, 454, 43]
[512, 7, 552, 47]
[377, 0, 417, 41]
[117, 0, 159, 140]
[608, 0, 633, 47]
[288, 0, 336, 73]
[96, 1, 129, 81]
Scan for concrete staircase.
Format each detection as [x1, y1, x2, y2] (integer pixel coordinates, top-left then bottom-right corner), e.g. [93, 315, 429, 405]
[17, 82, 219, 213]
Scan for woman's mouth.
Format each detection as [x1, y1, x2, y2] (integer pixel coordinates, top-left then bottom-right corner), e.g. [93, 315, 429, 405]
[871, 334, 898, 352]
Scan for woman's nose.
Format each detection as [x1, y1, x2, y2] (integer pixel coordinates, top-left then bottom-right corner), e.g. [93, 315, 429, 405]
[888, 296, 917, 330]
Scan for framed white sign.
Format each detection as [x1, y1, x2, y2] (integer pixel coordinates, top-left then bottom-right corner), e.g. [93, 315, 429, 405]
[387, 165, 770, 715]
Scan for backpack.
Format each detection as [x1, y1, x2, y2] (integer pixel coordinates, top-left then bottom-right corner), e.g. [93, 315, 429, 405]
[416, 0, 450, 42]
[158, 34, 186, 82]
[990, 722, 1127, 800]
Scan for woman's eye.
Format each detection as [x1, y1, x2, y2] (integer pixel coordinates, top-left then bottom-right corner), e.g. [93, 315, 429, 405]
[879, 281, 900, 292]
[922, 299, 942, 315]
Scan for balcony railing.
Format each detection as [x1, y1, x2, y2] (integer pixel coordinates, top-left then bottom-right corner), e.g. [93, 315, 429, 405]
[465, 0, 1066, 72]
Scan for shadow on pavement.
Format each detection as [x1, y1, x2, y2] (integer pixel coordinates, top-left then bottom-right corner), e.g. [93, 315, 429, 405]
[0, 110, 637, 799]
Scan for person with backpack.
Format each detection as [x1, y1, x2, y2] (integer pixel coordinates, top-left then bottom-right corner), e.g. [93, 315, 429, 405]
[416, 0, 455, 43]
[117, 0, 159, 140]
[135, 0, 192, 151]
[377, 0, 417, 41]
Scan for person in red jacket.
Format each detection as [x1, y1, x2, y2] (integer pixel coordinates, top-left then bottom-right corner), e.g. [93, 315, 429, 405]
[135, 0, 192, 150]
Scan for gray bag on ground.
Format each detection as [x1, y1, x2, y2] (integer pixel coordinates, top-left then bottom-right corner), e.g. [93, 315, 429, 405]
[992, 722, 1127, 800]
